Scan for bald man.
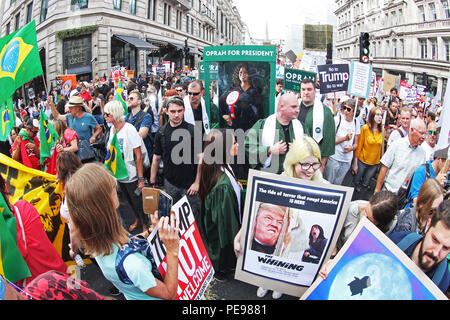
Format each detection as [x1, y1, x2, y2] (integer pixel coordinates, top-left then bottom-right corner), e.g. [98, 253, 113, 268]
[421, 121, 439, 161]
[245, 93, 304, 174]
[375, 118, 427, 194]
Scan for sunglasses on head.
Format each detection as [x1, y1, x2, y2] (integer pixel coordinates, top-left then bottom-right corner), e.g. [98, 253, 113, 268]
[188, 91, 201, 96]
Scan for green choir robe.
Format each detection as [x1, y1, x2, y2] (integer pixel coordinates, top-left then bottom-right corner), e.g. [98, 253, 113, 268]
[245, 117, 299, 174]
[201, 173, 241, 273]
[300, 102, 336, 158]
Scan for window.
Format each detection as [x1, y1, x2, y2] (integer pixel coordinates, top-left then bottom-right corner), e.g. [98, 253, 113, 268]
[15, 13, 20, 31]
[418, 5, 426, 21]
[420, 39, 428, 59]
[400, 39, 405, 58]
[130, 0, 136, 14]
[429, 3, 437, 20]
[445, 40, 450, 61]
[393, 40, 397, 57]
[71, 0, 88, 10]
[26, 2, 33, 23]
[40, 0, 48, 22]
[113, 0, 121, 10]
[186, 15, 190, 33]
[6, 23, 10, 35]
[443, 1, 450, 18]
[431, 39, 437, 59]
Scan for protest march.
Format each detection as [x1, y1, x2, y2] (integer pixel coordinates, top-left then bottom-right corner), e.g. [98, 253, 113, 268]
[0, 18, 449, 304]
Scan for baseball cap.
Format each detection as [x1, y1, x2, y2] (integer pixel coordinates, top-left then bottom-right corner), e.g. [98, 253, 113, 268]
[434, 146, 449, 160]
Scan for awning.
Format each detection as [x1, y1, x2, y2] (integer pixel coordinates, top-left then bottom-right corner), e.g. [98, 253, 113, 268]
[114, 35, 158, 50]
[66, 65, 92, 75]
[148, 39, 184, 51]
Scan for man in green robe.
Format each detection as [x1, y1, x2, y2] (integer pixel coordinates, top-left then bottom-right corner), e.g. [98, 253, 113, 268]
[245, 93, 304, 174]
[298, 78, 335, 171]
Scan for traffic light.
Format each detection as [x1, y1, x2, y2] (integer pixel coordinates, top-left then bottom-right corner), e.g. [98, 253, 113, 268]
[359, 32, 370, 64]
[326, 43, 333, 65]
[183, 38, 190, 58]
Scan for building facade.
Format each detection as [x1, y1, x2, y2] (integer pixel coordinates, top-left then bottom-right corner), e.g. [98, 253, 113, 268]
[335, 0, 450, 97]
[2, 0, 243, 88]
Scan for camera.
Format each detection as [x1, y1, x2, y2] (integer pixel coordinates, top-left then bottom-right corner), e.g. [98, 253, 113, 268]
[444, 171, 450, 191]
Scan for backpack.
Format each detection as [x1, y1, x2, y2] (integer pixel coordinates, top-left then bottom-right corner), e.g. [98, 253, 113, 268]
[115, 234, 163, 285]
[396, 233, 448, 287]
[397, 162, 431, 209]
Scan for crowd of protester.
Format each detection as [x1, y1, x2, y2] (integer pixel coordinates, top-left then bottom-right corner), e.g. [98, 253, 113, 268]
[1, 70, 449, 300]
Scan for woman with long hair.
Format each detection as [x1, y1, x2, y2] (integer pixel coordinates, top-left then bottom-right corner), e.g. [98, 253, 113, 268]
[65, 163, 179, 300]
[302, 225, 327, 264]
[352, 106, 383, 193]
[198, 129, 241, 282]
[394, 178, 444, 234]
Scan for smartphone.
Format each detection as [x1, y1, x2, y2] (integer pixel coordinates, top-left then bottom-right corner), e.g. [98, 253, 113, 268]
[142, 188, 173, 218]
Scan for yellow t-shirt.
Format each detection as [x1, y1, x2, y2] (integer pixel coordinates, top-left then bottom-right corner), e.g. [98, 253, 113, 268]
[354, 124, 383, 166]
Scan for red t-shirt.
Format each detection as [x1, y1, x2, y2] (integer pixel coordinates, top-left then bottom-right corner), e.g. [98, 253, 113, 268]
[11, 136, 41, 170]
[13, 200, 67, 286]
[80, 90, 92, 102]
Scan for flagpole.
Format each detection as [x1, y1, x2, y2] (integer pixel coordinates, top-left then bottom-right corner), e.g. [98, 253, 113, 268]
[42, 74, 48, 94]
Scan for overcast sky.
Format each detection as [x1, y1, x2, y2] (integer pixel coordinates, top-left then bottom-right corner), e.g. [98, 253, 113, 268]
[233, 0, 337, 40]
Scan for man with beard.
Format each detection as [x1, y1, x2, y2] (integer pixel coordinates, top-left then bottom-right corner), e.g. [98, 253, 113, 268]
[390, 199, 450, 294]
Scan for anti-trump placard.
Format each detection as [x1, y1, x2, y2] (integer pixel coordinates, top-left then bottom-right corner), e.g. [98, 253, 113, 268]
[148, 196, 214, 300]
[317, 64, 350, 94]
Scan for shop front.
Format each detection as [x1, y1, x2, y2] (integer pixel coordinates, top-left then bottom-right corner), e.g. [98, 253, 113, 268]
[62, 34, 93, 82]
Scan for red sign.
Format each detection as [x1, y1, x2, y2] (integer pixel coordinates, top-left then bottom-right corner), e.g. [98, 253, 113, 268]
[148, 197, 214, 300]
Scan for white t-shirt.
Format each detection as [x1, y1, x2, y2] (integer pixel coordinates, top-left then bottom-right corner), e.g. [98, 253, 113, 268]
[108, 123, 142, 183]
[331, 114, 360, 163]
[421, 141, 436, 162]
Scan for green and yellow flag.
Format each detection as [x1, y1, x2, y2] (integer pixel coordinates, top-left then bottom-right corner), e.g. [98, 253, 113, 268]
[0, 20, 43, 103]
[115, 79, 128, 115]
[0, 190, 31, 283]
[39, 109, 59, 165]
[104, 131, 128, 180]
[0, 97, 14, 142]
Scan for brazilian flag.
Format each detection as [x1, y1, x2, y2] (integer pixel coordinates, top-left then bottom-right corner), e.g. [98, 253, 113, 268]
[115, 79, 128, 115]
[0, 20, 43, 103]
[104, 131, 128, 180]
[39, 109, 59, 165]
[0, 97, 14, 142]
[0, 191, 31, 283]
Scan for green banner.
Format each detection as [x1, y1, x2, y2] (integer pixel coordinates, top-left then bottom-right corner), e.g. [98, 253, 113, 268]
[199, 62, 218, 81]
[284, 68, 317, 93]
[203, 45, 277, 62]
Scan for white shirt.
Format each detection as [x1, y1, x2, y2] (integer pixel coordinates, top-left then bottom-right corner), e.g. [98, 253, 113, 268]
[381, 137, 426, 193]
[421, 141, 436, 162]
[387, 127, 408, 146]
[108, 123, 142, 183]
[331, 114, 360, 163]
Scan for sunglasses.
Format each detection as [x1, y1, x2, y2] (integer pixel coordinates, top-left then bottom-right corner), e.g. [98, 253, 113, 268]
[104, 112, 110, 117]
[127, 97, 135, 101]
[188, 91, 201, 96]
[176, 89, 184, 92]
[428, 130, 438, 136]
[342, 106, 353, 112]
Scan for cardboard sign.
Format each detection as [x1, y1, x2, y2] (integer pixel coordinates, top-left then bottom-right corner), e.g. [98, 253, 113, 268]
[235, 170, 353, 297]
[148, 196, 214, 300]
[284, 68, 317, 93]
[317, 64, 349, 94]
[347, 61, 373, 99]
[383, 73, 399, 93]
[56, 75, 77, 97]
[301, 217, 448, 300]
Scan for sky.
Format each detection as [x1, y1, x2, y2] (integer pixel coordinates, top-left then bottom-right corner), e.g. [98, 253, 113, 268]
[233, 0, 337, 40]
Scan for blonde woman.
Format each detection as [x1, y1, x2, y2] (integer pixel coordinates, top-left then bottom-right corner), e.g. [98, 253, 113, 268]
[394, 178, 444, 234]
[65, 163, 179, 300]
[234, 136, 327, 299]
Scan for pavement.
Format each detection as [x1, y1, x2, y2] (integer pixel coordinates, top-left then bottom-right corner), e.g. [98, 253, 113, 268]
[80, 169, 376, 300]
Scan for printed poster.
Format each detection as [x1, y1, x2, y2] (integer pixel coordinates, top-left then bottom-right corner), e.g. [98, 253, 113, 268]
[347, 61, 373, 99]
[317, 64, 350, 94]
[235, 170, 353, 297]
[56, 75, 77, 97]
[148, 196, 214, 300]
[301, 217, 447, 300]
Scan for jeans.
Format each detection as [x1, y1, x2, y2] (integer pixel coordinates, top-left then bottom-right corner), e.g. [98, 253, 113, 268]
[119, 180, 149, 226]
[352, 159, 378, 189]
[324, 157, 351, 185]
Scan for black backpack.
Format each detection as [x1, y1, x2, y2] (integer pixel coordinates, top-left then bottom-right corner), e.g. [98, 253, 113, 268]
[397, 162, 431, 209]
